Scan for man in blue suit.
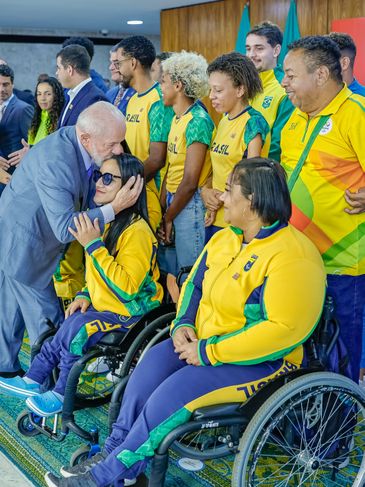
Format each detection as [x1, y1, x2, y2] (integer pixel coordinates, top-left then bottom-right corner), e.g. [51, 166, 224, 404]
[0, 64, 33, 194]
[0, 101, 143, 377]
[106, 43, 136, 116]
[56, 45, 108, 128]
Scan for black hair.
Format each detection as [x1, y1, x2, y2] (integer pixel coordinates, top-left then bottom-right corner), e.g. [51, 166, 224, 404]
[56, 45, 91, 76]
[29, 76, 65, 140]
[116, 36, 156, 69]
[103, 154, 149, 255]
[156, 52, 173, 62]
[231, 158, 292, 225]
[327, 32, 356, 68]
[288, 36, 342, 83]
[0, 64, 14, 83]
[62, 37, 94, 60]
[207, 51, 262, 100]
[247, 21, 283, 47]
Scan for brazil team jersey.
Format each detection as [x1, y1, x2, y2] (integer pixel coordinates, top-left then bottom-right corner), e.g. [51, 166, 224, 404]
[210, 106, 269, 228]
[166, 103, 214, 193]
[281, 86, 365, 276]
[77, 218, 163, 316]
[125, 83, 173, 229]
[251, 67, 293, 162]
[171, 223, 325, 366]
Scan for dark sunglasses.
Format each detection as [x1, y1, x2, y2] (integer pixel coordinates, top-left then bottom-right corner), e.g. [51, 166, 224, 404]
[93, 169, 122, 186]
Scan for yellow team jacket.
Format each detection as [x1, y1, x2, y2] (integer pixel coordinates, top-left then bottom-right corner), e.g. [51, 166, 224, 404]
[77, 217, 163, 316]
[171, 222, 325, 366]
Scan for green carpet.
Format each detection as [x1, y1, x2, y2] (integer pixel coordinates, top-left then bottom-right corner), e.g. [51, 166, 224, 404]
[0, 341, 232, 487]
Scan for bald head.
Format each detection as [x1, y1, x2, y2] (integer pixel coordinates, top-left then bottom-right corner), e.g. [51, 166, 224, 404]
[76, 101, 126, 166]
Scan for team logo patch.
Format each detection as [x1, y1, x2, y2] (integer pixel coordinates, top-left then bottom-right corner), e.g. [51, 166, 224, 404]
[319, 118, 333, 135]
[288, 122, 298, 130]
[244, 254, 258, 272]
[230, 132, 237, 139]
[232, 272, 240, 280]
[175, 136, 178, 142]
[262, 96, 273, 109]
[139, 107, 144, 112]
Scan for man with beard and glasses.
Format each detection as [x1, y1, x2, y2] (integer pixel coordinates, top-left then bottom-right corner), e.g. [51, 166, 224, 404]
[115, 35, 174, 231]
[0, 101, 143, 377]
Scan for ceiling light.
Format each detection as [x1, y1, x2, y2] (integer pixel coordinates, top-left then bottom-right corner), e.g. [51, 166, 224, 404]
[127, 20, 143, 25]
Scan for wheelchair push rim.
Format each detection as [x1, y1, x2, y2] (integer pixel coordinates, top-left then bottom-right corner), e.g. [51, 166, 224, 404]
[232, 372, 365, 487]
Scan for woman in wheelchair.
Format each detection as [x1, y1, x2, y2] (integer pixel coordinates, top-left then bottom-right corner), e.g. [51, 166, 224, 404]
[0, 154, 163, 416]
[42, 158, 327, 487]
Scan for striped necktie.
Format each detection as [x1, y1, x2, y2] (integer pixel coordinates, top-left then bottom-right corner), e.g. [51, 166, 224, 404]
[0, 104, 6, 123]
[113, 87, 124, 107]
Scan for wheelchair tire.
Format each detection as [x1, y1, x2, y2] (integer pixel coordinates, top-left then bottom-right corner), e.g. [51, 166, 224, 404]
[118, 312, 176, 379]
[232, 372, 365, 487]
[16, 411, 41, 437]
[70, 445, 92, 467]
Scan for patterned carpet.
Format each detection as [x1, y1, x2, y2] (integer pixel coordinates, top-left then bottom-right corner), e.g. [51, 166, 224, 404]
[0, 341, 232, 487]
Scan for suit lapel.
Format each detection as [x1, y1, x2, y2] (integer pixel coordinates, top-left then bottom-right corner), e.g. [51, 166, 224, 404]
[1, 97, 16, 126]
[62, 82, 92, 126]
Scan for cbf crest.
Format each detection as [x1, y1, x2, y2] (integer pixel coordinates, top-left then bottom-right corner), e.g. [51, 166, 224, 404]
[262, 96, 273, 109]
[244, 254, 258, 272]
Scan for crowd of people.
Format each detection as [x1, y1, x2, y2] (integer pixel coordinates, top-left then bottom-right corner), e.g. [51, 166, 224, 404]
[0, 22, 364, 487]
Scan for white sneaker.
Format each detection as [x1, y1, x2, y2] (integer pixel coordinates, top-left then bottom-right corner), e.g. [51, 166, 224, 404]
[86, 358, 109, 374]
[125, 479, 137, 486]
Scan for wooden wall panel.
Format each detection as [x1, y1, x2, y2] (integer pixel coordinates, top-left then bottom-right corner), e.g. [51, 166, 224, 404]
[160, 0, 365, 124]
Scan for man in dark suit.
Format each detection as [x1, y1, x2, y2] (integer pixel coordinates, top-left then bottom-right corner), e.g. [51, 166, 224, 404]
[56, 44, 108, 128]
[0, 101, 143, 377]
[0, 64, 33, 195]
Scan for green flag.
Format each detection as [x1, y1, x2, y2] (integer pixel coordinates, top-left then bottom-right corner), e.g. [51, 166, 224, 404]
[235, 4, 250, 54]
[279, 0, 300, 65]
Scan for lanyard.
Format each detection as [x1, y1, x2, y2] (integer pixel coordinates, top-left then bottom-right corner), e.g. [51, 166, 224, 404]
[287, 115, 331, 193]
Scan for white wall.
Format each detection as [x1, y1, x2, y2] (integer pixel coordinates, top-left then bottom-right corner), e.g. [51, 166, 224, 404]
[0, 33, 160, 91]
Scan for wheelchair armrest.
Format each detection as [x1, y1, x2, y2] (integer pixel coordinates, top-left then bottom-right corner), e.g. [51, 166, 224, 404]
[192, 402, 242, 420]
[97, 331, 126, 346]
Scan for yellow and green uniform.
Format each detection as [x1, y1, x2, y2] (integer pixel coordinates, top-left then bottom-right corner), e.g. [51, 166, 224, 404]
[210, 106, 269, 228]
[166, 102, 214, 193]
[171, 222, 325, 366]
[281, 85, 365, 381]
[77, 217, 163, 315]
[125, 83, 174, 230]
[90, 220, 325, 483]
[251, 66, 294, 162]
[281, 86, 365, 276]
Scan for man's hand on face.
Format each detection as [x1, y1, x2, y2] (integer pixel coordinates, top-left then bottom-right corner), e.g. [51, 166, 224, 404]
[111, 174, 144, 214]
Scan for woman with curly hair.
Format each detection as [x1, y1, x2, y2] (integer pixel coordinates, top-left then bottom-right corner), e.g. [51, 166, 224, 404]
[202, 52, 270, 240]
[159, 51, 214, 276]
[28, 75, 65, 144]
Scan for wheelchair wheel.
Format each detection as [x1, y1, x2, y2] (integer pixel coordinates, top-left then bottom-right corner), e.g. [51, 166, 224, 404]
[16, 411, 41, 437]
[70, 445, 92, 467]
[232, 372, 365, 487]
[118, 312, 175, 379]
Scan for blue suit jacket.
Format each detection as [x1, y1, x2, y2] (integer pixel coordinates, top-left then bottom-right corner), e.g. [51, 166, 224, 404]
[0, 126, 105, 289]
[0, 95, 34, 167]
[106, 86, 136, 116]
[58, 81, 109, 128]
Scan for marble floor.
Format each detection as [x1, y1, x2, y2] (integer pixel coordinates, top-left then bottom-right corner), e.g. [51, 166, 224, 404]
[0, 451, 34, 486]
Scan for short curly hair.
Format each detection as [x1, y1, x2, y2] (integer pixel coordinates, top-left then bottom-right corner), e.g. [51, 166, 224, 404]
[207, 51, 262, 101]
[327, 32, 356, 68]
[116, 36, 156, 70]
[288, 36, 342, 83]
[162, 51, 209, 100]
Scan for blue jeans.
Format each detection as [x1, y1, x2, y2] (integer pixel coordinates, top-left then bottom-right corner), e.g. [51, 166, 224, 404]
[158, 190, 205, 277]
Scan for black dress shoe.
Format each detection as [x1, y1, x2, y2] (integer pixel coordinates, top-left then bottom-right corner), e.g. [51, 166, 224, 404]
[0, 368, 25, 378]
